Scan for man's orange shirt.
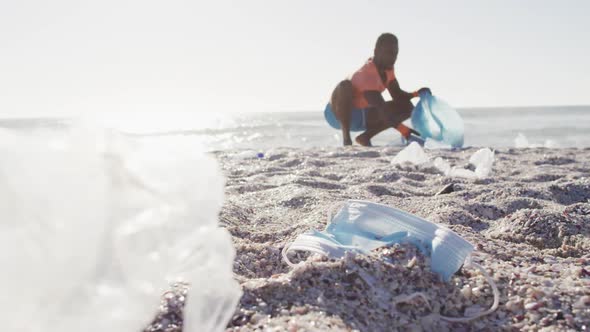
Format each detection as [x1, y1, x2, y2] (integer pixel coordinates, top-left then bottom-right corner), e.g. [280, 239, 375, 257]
[349, 58, 395, 109]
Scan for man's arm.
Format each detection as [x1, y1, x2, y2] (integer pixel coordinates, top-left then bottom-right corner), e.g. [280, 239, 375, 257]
[387, 79, 416, 102]
[389, 79, 432, 101]
[363, 90, 391, 124]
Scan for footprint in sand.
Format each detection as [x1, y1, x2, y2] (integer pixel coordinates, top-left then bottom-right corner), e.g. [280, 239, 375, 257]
[548, 181, 590, 205]
[488, 209, 590, 257]
[294, 179, 344, 190]
[366, 185, 406, 197]
[522, 173, 563, 182]
[534, 156, 576, 165]
[501, 198, 544, 214]
[280, 196, 318, 208]
[232, 184, 278, 194]
[464, 203, 506, 220]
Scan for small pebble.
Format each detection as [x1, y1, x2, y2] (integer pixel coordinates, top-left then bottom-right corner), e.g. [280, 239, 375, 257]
[472, 287, 482, 297]
[524, 301, 543, 310]
[291, 306, 309, 315]
[540, 316, 552, 326]
[287, 320, 299, 332]
[573, 295, 590, 309]
[505, 298, 523, 312]
[461, 285, 472, 299]
[528, 288, 545, 300]
[407, 256, 417, 268]
[435, 183, 454, 196]
[250, 313, 264, 325]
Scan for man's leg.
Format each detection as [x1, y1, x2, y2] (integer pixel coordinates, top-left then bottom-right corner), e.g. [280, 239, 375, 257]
[330, 80, 354, 146]
[355, 99, 414, 145]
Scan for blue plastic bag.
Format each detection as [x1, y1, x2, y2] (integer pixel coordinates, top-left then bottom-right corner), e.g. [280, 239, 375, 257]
[411, 91, 464, 148]
[324, 103, 367, 132]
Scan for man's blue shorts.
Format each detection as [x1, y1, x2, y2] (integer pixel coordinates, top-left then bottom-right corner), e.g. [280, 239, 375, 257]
[324, 103, 367, 132]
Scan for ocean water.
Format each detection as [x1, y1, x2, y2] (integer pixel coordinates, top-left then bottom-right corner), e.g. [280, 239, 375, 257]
[1, 105, 589, 150]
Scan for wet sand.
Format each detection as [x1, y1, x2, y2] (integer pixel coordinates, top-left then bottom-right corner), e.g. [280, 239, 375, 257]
[149, 146, 590, 331]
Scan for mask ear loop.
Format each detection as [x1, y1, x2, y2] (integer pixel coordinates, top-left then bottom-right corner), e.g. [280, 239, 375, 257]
[281, 244, 297, 267]
[438, 254, 500, 322]
[282, 202, 344, 268]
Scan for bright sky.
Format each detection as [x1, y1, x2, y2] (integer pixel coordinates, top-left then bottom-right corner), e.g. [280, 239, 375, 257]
[1, 0, 589, 118]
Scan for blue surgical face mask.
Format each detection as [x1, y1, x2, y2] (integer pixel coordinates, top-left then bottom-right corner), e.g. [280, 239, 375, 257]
[283, 200, 499, 322]
[285, 200, 472, 281]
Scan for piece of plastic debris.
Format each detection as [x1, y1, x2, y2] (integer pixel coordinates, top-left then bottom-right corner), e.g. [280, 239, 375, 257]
[434, 148, 495, 179]
[469, 148, 494, 178]
[0, 126, 241, 332]
[392, 142, 430, 165]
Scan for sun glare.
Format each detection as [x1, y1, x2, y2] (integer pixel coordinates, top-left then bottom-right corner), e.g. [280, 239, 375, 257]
[89, 111, 237, 135]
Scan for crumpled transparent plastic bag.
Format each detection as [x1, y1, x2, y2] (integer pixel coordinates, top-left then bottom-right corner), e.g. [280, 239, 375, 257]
[434, 148, 494, 179]
[391, 142, 430, 165]
[0, 126, 241, 332]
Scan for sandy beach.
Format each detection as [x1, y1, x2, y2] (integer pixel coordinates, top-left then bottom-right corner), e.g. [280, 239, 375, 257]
[147, 146, 590, 331]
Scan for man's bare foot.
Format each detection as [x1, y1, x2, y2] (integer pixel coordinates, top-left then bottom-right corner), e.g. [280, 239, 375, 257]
[343, 138, 353, 146]
[355, 134, 372, 147]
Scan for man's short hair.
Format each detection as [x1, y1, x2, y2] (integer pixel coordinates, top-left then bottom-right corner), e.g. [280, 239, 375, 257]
[376, 33, 398, 48]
